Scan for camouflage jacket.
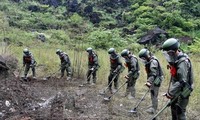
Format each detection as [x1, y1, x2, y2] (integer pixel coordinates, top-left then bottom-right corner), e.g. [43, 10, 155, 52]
[168, 52, 194, 97]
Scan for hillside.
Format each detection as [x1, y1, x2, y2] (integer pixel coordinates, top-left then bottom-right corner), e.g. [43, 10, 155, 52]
[0, 0, 200, 51]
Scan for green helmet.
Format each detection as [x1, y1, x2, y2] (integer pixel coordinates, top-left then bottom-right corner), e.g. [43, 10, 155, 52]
[138, 48, 150, 58]
[121, 49, 130, 57]
[86, 47, 93, 52]
[56, 49, 62, 54]
[108, 48, 116, 54]
[162, 38, 180, 51]
[23, 48, 29, 55]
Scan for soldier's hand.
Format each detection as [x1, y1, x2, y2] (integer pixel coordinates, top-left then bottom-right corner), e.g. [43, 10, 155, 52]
[90, 67, 94, 71]
[23, 64, 25, 67]
[145, 82, 151, 88]
[124, 75, 129, 80]
[163, 92, 173, 99]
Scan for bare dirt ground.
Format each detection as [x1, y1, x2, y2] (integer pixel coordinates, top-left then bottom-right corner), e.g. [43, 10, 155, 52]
[0, 55, 199, 120]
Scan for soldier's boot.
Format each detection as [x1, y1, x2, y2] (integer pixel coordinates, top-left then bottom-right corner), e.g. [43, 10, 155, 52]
[109, 87, 113, 94]
[92, 77, 96, 85]
[145, 107, 155, 114]
[23, 74, 28, 81]
[32, 69, 36, 79]
[124, 88, 130, 97]
[67, 70, 72, 80]
[128, 86, 135, 99]
[113, 82, 118, 93]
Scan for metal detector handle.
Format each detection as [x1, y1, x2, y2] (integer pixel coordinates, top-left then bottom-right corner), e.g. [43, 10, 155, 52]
[150, 92, 181, 120]
[131, 88, 150, 111]
[104, 72, 119, 92]
[108, 80, 128, 99]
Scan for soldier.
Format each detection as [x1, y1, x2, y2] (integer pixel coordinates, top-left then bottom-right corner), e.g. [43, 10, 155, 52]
[56, 49, 72, 80]
[108, 48, 123, 94]
[121, 49, 140, 99]
[162, 38, 194, 120]
[138, 48, 164, 114]
[86, 47, 99, 85]
[23, 48, 36, 80]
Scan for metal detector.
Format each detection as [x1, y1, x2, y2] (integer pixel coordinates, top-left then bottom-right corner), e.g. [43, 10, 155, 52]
[103, 80, 127, 101]
[128, 88, 150, 113]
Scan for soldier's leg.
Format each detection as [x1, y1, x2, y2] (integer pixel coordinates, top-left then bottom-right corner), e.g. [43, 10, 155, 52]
[60, 66, 65, 78]
[24, 65, 30, 78]
[171, 98, 178, 120]
[129, 76, 136, 97]
[176, 97, 189, 120]
[108, 73, 113, 92]
[32, 66, 36, 77]
[92, 70, 97, 84]
[114, 74, 119, 90]
[66, 66, 72, 80]
[87, 69, 92, 83]
[151, 86, 159, 111]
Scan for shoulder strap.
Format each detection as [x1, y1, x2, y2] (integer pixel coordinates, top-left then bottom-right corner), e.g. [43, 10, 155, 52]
[132, 55, 140, 71]
[152, 57, 163, 76]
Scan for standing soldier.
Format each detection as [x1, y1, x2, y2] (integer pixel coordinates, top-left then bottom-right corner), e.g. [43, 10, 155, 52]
[108, 48, 123, 94]
[86, 47, 99, 85]
[138, 48, 164, 114]
[56, 49, 72, 80]
[162, 38, 194, 120]
[23, 48, 36, 80]
[121, 49, 140, 99]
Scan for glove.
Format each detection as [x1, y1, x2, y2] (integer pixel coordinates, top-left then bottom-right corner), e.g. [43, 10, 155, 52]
[163, 92, 173, 99]
[30, 64, 34, 68]
[90, 67, 94, 71]
[124, 75, 129, 80]
[124, 63, 128, 67]
[145, 82, 152, 88]
[23, 64, 25, 67]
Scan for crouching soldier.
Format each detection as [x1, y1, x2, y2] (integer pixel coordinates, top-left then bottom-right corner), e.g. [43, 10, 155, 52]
[121, 49, 140, 99]
[23, 48, 36, 80]
[138, 48, 164, 114]
[56, 49, 72, 80]
[86, 47, 99, 85]
[108, 48, 123, 94]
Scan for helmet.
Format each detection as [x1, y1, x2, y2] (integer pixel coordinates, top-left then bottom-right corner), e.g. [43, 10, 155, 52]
[138, 49, 150, 58]
[23, 48, 29, 55]
[108, 48, 116, 54]
[162, 38, 180, 51]
[86, 47, 93, 52]
[121, 49, 130, 57]
[56, 49, 62, 54]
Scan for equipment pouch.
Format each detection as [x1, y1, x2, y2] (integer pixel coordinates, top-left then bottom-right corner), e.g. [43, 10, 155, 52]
[154, 76, 161, 86]
[181, 83, 193, 98]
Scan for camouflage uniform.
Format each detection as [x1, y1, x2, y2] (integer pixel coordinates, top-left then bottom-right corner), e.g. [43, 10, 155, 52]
[145, 56, 163, 113]
[23, 52, 36, 78]
[58, 52, 72, 79]
[87, 51, 99, 84]
[108, 53, 122, 92]
[124, 54, 140, 98]
[167, 52, 193, 120]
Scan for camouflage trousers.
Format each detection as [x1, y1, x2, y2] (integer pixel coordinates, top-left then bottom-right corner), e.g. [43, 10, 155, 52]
[24, 64, 35, 77]
[125, 75, 137, 97]
[108, 69, 119, 90]
[87, 67, 97, 83]
[61, 64, 72, 77]
[171, 96, 189, 120]
[150, 85, 160, 111]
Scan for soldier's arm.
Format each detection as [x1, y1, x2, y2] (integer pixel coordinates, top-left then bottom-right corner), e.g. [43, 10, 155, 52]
[168, 61, 188, 96]
[128, 58, 137, 76]
[147, 60, 158, 84]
